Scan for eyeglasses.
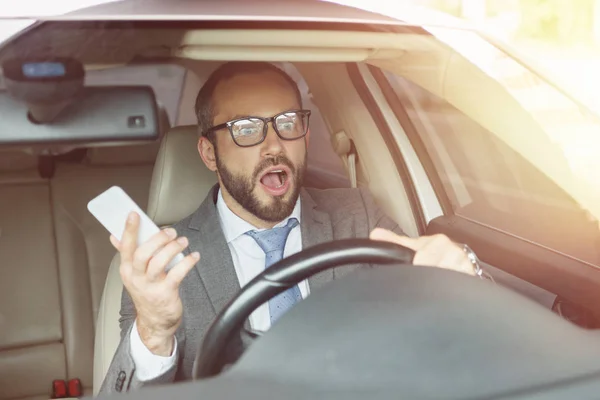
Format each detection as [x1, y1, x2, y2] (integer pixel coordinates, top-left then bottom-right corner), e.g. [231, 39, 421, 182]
[203, 109, 311, 147]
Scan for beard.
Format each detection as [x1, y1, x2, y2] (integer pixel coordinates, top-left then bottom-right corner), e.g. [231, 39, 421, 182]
[216, 152, 307, 223]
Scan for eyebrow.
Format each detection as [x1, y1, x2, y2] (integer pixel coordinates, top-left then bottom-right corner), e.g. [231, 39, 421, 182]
[212, 114, 250, 127]
[224, 109, 299, 122]
[228, 114, 252, 120]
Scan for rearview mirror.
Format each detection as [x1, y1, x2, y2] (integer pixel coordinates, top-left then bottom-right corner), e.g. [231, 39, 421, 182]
[0, 86, 160, 145]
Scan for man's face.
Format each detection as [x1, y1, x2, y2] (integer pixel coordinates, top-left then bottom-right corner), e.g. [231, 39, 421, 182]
[207, 70, 308, 223]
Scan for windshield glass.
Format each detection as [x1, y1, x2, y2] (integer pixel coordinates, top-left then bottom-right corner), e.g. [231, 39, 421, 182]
[366, 25, 600, 266]
[3, 11, 600, 399]
[1, 17, 599, 262]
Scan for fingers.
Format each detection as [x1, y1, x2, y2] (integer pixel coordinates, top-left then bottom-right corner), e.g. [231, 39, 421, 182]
[369, 228, 475, 276]
[146, 236, 190, 280]
[165, 252, 200, 287]
[411, 234, 474, 275]
[132, 228, 178, 274]
[115, 211, 196, 284]
[369, 228, 421, 250]
[119, 212, 140, 264]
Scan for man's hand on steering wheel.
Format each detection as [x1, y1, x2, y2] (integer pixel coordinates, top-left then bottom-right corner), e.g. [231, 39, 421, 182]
[193, 230, 489, 379]
[370, 228, 477, 277]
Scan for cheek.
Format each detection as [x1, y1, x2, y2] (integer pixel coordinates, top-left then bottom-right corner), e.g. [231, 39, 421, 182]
[285, 141, 308, 164]
[221, 146, 262, 174]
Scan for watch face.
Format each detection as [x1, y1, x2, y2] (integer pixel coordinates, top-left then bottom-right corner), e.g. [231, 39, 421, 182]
[462, 244, 481, 275]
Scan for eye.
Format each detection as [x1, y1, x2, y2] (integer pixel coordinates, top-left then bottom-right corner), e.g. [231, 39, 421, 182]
[239, 127, 258, 136]
[277, 114, 298, 132]
[278, 121, 295, 131]
[232, 119, 261, 137]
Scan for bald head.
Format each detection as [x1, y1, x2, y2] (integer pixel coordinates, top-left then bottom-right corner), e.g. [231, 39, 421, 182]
[195, 62, 302, 141]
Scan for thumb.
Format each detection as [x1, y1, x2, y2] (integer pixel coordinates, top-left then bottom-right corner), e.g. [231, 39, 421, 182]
[369, 228, 420, 250]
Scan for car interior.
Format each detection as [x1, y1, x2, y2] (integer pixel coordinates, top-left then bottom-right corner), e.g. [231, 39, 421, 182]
[1, 5, 600, 399]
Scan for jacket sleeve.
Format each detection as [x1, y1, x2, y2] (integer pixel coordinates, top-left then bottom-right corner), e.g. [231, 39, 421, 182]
[97, 287, 180, 395]
[358, 187, 406, 236]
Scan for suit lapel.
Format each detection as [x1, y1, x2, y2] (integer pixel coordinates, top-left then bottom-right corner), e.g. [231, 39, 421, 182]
[183, 187, 335, 316]
[186, 186, 241, 315]
[300, 189, 335, 292]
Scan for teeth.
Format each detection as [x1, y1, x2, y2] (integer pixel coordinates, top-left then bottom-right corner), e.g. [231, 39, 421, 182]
[276, 170, 286, 188]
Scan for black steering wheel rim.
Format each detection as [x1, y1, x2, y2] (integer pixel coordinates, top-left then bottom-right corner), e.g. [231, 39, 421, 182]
[192, 238, 416, 380]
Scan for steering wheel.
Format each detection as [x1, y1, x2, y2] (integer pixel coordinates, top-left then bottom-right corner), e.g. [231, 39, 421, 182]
[192, 238, 416, 379]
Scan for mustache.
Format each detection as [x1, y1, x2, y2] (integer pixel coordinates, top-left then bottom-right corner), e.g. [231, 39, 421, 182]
[253, 156, 296, 180]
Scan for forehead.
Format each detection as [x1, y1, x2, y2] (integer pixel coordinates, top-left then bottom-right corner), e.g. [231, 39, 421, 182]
[211, 70, 300, 120]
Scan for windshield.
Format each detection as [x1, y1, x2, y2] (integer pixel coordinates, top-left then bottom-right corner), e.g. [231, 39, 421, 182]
[4, 9, 600, 400]
[0, 17, 600, 265]
[1, 17, 598, 251]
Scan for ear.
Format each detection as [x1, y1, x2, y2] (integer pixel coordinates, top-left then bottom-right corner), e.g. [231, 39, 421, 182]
[198, 136, 217, 172]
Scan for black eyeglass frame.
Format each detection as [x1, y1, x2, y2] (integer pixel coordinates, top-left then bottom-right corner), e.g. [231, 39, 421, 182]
[202, 109, 312, 147]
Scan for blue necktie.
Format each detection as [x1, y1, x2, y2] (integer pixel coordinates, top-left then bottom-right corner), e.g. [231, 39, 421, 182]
[246, 218, 302, 324]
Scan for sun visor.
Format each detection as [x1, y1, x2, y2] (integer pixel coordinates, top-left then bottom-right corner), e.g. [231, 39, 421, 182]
[0, 86, 160, 145]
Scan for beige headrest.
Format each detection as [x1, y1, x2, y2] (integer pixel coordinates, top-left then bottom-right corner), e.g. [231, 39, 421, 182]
[86, 142, 161, 166]
[0, 150, 43, 184]
[147, 125, 217, 226]
[0, 150, 37, 171]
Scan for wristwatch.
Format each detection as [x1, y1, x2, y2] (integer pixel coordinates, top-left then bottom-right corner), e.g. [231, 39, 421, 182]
[462, 244, 494, 282]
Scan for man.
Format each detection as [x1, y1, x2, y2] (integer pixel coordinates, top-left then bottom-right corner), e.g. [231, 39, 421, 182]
[99, 62, 481, 394]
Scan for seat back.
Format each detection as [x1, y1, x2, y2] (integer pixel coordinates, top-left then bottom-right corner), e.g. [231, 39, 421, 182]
[0, 151, 66, 400]
[93, 125, 217, 394]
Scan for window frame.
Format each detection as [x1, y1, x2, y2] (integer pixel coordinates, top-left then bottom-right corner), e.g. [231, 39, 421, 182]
[351, 61, 600, 326]
[346, 62, 427, 235]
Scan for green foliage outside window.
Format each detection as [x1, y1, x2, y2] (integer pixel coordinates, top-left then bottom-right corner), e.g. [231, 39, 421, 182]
[421, 0, 598, 44]
[516, 0, 595, 44]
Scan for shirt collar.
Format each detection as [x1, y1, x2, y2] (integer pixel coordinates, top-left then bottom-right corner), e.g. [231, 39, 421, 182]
[216, 188, 302, 244]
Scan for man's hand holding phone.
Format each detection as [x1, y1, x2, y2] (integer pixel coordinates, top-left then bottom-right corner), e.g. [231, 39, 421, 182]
[110, 211, 200, 356]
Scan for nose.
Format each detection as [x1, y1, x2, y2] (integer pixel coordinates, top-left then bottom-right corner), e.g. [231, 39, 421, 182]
[260, 122, 284, 157]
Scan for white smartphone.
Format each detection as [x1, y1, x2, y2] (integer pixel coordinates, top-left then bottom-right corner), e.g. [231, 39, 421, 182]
[87, 185, 185, 271]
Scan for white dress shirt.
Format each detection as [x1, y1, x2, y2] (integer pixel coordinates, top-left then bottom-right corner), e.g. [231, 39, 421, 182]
[130, 189, 309, 380]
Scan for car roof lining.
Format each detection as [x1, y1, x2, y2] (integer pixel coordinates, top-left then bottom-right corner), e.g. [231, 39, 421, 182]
[57, 0, 404, 23]
[0, 22, 429, 65]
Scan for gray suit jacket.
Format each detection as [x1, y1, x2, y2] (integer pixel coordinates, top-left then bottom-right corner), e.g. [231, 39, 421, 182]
[99, 185, 402, 394]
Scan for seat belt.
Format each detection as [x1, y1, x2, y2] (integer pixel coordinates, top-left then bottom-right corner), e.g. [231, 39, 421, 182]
[331, 130, 358, 188]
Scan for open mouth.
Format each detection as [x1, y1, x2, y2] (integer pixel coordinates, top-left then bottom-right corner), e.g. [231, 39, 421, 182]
[261, 169, 287, 188]
[259, 166, 292, 195]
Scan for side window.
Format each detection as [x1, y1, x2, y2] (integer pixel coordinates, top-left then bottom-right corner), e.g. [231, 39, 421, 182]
[384, 72, 600, 266]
